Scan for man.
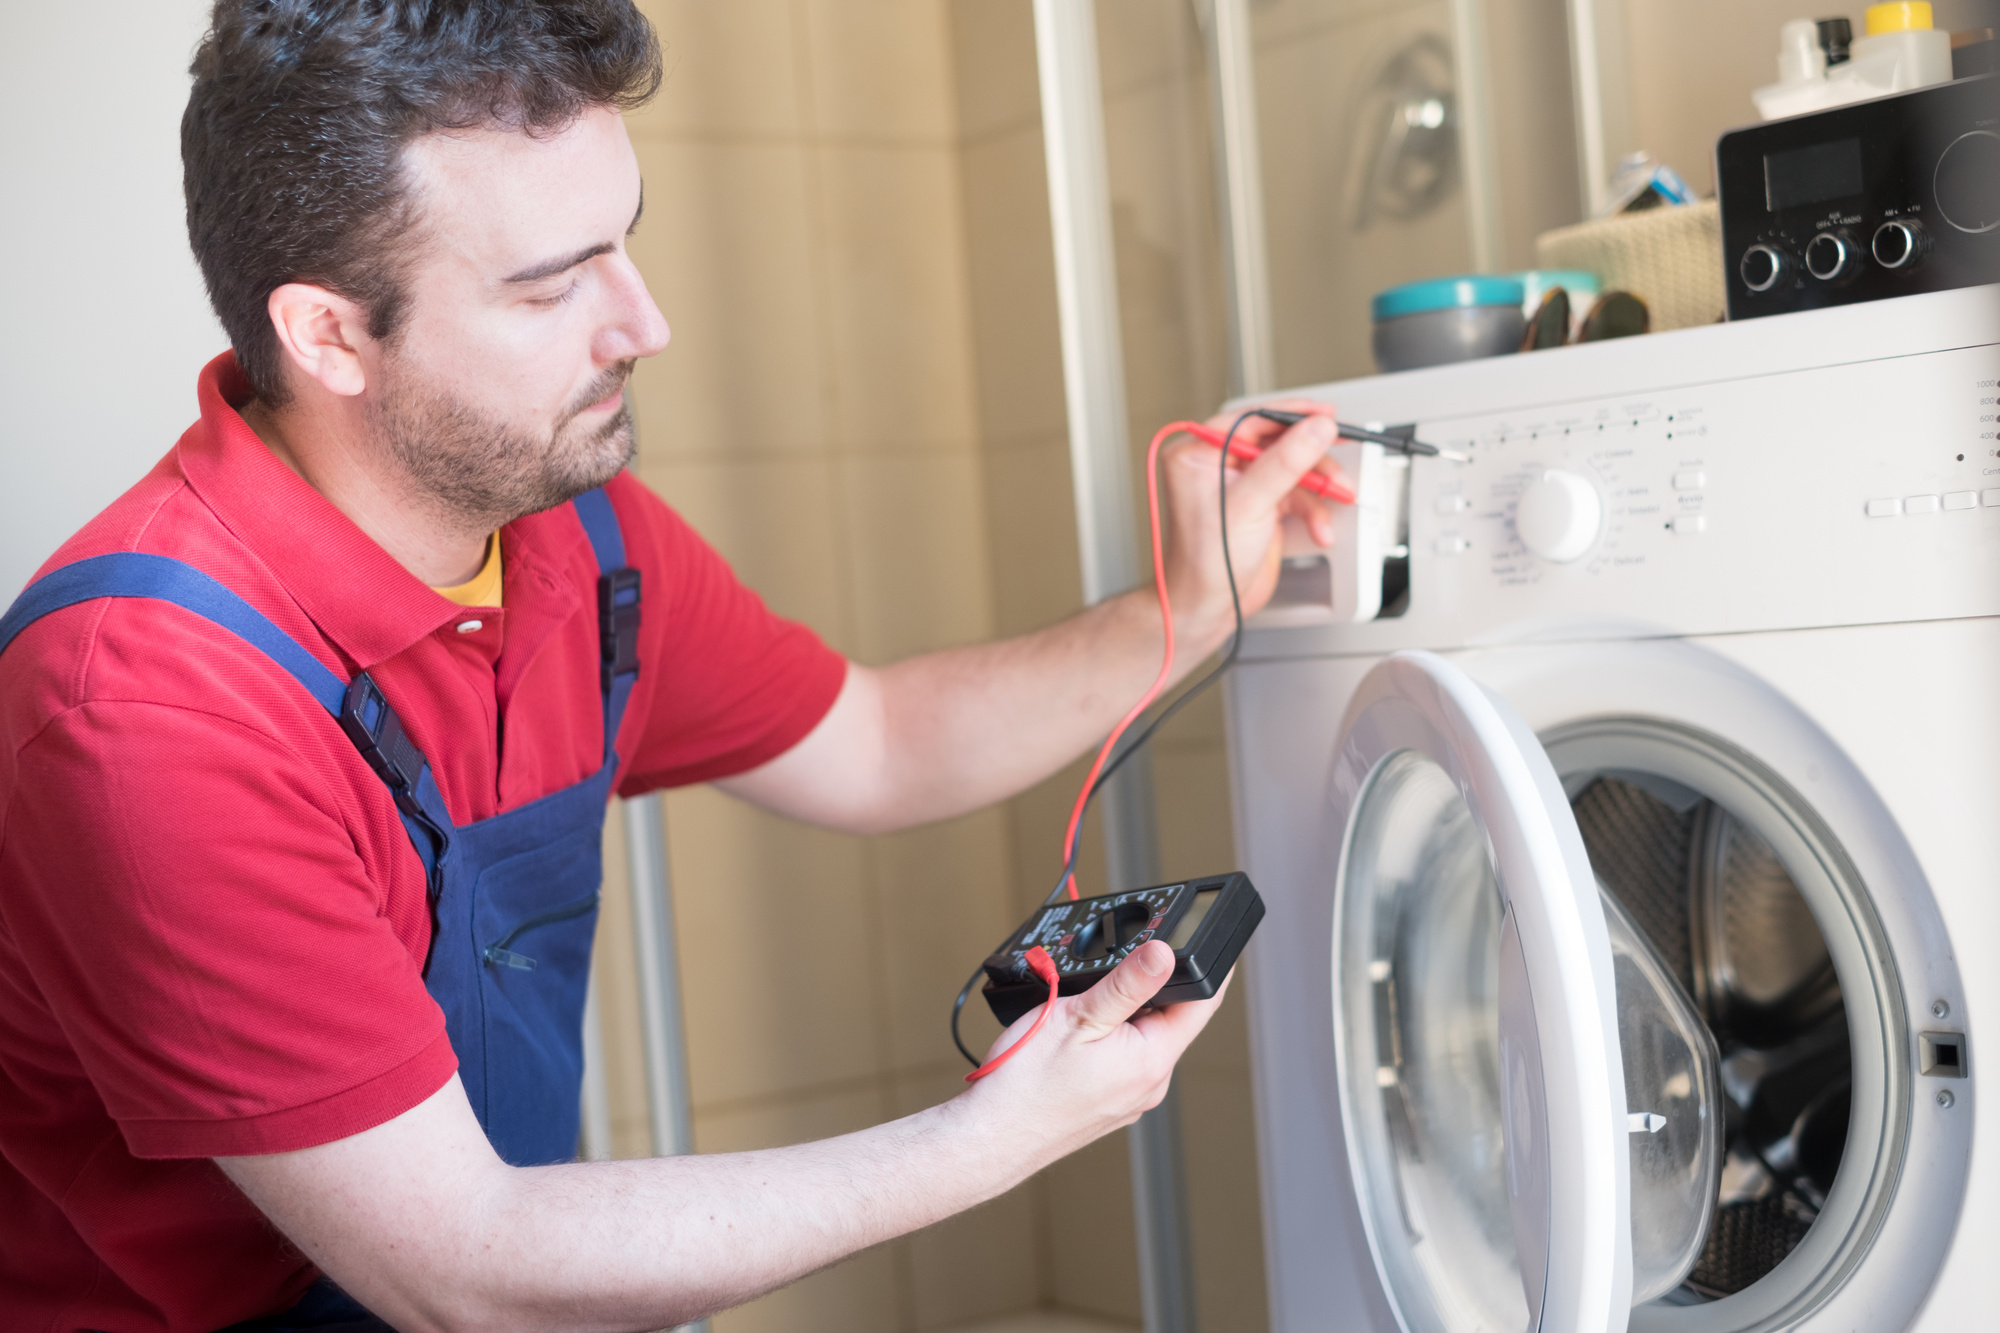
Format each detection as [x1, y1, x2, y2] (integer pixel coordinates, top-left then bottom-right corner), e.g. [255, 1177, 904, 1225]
[0, 3, 1339, 1329]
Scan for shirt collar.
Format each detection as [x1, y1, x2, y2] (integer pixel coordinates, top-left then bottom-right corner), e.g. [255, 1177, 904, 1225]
[178, 352, 590, 671]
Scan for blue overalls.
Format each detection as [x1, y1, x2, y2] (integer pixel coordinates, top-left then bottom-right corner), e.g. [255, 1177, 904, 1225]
[0, 490, 641, 1331]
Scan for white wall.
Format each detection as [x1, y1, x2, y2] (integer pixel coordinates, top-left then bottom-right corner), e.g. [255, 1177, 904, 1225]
[1, 1, 225, 599]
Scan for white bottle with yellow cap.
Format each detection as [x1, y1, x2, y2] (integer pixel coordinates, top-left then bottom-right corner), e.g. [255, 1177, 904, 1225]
[1848, 2, 1953, 89]
[1754, 4, 1955, 121]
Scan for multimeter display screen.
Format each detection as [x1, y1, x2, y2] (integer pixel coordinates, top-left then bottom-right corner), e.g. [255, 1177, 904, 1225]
[1763, 138, 1862, 211]
[1165, 887, 1221, 950]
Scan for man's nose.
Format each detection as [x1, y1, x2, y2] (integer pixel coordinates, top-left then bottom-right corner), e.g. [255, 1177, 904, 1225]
[598, 254, 670, 363]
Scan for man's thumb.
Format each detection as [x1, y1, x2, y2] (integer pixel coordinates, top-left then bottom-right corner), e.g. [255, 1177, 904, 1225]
[1070, 940, 1174, 1036]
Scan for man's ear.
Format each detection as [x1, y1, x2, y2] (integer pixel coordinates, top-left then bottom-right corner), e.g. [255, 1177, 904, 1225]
[266, 283, 372, 398]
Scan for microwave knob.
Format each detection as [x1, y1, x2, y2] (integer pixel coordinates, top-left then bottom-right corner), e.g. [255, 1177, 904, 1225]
[1871, 218, 1931, 271]
[1804, 230, 1860, 281]
[1934, 130, 2000, 234]
[1739, 243, 1792, 293]
[1516, 469, 1603, 563]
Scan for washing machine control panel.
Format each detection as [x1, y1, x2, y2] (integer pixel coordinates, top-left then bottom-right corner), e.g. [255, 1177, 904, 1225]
[1437, 401, 1715, 589]
[1254, 320, 2000, 645]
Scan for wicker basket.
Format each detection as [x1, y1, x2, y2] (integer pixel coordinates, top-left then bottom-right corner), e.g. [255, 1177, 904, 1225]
[1534, 199, 1725, 332]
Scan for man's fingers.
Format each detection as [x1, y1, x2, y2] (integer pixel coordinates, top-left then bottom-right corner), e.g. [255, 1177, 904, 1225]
[1226, 414, 1337, 517]
[1279, 489, 1336, 547]
[1201, 396, 1330, 436]
[1068, 940, 1174, 1037]
[1130, 964, 1234, 1043]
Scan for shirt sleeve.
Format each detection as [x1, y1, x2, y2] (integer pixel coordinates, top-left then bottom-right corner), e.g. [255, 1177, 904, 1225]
[1, 699, 456, 1160]
[608, 477, 849, 794]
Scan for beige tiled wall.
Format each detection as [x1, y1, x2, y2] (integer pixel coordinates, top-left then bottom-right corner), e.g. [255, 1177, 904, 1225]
[603, 4, 1041, 1331]
[594, 2, 1271, 1330]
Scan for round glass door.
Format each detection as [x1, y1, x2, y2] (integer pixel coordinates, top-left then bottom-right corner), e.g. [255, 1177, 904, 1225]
[1329, 653, 1725, 1333]
[1335, 749, 1725, 1331]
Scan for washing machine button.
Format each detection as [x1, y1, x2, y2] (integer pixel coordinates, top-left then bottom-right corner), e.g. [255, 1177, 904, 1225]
[1671, 514, 1706, 535]
[1672, 470, 1707, 491]
[1866, 497, 1901, 517]
[1985, 489, 2000, 507]
[1944, 491, 1978, 511]
[1433, 534, 1468, 555]
[1905, 494, 1942, 515]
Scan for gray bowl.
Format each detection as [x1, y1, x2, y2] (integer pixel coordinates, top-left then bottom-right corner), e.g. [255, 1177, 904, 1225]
[1372, 304, 1526, 373]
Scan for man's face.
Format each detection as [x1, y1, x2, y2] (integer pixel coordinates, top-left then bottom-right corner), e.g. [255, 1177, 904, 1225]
[367, 107, 669, 524]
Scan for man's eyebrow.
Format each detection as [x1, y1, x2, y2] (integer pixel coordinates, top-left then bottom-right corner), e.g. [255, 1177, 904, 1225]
[503, 242, 614, 285]
[502, 190, 645, 285]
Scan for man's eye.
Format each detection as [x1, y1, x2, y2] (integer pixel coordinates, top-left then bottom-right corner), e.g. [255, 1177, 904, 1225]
[531, 282, 580, 309]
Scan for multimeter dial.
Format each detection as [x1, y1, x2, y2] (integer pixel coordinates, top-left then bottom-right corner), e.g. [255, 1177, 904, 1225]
[1070, 899, 1154, 960]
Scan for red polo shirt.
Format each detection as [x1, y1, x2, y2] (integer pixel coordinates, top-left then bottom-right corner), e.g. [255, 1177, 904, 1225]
[0, 354, 847, 1331]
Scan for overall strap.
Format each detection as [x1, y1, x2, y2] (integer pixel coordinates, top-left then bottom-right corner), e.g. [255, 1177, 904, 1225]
[0, 553, 454, 893]
[571, 486, 627, 572]
[0, 554, 346, 712]
[571, 487, 641, 765]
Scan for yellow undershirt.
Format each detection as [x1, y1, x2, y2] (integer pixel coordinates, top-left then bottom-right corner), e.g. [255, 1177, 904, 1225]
[432, 532, 504, 608]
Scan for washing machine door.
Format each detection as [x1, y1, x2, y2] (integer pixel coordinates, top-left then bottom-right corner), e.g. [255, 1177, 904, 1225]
[1328, 650, 1633, 1333]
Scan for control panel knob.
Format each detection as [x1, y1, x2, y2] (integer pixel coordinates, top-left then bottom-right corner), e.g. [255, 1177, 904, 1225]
[1871, 218, 1931, 270]
[1739, 243, 1792, 293]
[1516, 469, 1603, 563]
[1803, 229, 1860, 281]
[1934, 130, 2000, 234]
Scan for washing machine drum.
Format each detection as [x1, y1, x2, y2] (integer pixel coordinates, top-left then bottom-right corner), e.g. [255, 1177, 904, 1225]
[1328, 652, 1727, 1332]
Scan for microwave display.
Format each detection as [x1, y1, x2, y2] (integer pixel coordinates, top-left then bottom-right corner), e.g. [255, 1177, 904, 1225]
[1764, 138, 1863, 211]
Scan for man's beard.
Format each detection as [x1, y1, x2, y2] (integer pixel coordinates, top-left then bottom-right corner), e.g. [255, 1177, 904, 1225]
[370, 359, 638, 528]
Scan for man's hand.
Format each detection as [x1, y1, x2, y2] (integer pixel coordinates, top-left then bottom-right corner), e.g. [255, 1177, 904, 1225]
[1157, 398, 1346, 656]
[960, 940, 1228, 1169]
[215, 944, 1226, 1331]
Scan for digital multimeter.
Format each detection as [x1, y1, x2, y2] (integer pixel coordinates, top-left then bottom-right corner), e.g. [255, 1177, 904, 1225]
[979, 873, 1265, 1027]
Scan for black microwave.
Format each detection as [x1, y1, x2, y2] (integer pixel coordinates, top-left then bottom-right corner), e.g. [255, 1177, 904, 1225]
[1717, 73, 2000, 319]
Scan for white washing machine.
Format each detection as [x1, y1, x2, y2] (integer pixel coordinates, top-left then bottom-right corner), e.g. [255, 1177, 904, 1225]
[1223, 284, 1996, 1333]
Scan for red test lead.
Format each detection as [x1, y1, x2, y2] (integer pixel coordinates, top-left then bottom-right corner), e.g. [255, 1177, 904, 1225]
[1181, 421, 1357, 505]
[1053, 413, 1352, 902]
[957, 411, 1297, 1077]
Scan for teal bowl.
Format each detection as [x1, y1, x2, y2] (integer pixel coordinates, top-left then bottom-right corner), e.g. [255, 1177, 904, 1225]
[1371, 275, 1527, 373]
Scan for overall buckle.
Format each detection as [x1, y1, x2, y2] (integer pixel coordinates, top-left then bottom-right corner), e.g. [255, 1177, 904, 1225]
[338, 673, 431, 817]
[597, 567, 641, 692]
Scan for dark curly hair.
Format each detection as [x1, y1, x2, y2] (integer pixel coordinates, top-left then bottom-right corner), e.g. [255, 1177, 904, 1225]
[183, 1, 661, 404]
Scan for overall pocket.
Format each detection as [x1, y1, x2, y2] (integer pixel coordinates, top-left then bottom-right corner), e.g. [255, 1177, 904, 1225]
[469, 827, 604, 1165]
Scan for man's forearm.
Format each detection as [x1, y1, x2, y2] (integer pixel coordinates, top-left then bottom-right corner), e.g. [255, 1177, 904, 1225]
[224, 1078, 1038, 1333]
[222, 947, 1208, 1333]
[721, 585, 1229, 834]
[482, 1096, 1021, 1329]
[868, 585, 1230, 827]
